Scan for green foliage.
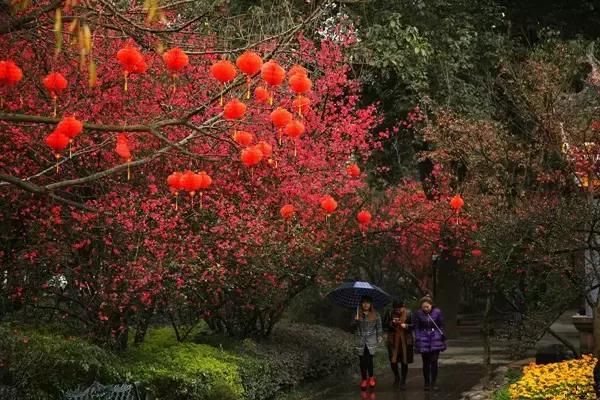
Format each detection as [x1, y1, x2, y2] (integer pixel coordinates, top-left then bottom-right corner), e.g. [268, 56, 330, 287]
[492, 368, 522, 400]
[0, 324, 121, 400]
[121, 328, 244, 400]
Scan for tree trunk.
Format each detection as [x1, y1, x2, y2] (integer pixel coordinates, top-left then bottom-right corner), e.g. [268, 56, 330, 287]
[435, 254, 461, 339]
[594, 302, 600, 356]
[483, 287, 493, 367]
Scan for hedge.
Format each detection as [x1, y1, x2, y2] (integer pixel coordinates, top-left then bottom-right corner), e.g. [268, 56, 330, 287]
[0, 322, 354, 400]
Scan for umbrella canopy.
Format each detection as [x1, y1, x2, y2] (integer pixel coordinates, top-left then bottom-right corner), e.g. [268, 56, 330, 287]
[326, 281, 391, 309]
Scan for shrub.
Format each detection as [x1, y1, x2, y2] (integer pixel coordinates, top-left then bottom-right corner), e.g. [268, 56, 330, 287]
[234, 323, 354, 399]
[121, 328, 244, 400]
[509, 355, 596, 400]
[0, 324, 121, 400]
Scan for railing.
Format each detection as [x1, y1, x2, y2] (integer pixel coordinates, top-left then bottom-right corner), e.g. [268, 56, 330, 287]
[62, 382, 145, 400]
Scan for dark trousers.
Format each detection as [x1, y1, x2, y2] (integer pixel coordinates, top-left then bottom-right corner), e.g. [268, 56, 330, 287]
[359, 345, 374, 379]
[421, 351, 440, 384]
[390, 361, 408, 383]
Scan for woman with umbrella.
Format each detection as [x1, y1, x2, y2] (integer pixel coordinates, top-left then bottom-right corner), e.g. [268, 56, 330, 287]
[327, 281, 389, 390]
[352, 295, 383, 390]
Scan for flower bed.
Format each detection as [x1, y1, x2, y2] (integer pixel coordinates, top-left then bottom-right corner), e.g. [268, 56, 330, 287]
[509, 355, 596, 400]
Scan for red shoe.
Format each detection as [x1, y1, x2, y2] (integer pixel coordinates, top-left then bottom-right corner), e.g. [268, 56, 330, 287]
[369, 377, 376, 388]
[360, 379, 368, 390]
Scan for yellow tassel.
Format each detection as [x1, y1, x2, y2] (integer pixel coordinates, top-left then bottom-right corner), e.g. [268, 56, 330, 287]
[175, 195, 178, 211]
[124, 73, 128, 92]
[127, 161, 131, 181]
[52, 96, 57, 117]
[69, 141, 73, 158]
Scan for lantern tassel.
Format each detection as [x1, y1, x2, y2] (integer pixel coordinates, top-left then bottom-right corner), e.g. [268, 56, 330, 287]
[278, 128, 282, 145]
[127, 160, 131, 181]
[199, 191, 203, 209]
[269, 92, 273, 106]
[294, 141, 297, 158]
[69, 141, 72, 158]
[246, 78, 250, 99]
[55, 153, 60, 173]
[52, 96, 57, 117]
[175, 194, 178, 211]
[124, 72, 128, 92]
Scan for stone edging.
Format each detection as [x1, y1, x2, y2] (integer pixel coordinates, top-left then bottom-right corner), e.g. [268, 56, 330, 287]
[459, 365, 510, 400]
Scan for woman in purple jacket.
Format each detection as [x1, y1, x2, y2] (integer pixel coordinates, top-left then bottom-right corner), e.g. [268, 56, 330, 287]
[414, 296, 446, 391]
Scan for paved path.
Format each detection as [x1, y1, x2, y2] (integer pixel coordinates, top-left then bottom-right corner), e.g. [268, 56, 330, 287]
[318, 336, 508, 400]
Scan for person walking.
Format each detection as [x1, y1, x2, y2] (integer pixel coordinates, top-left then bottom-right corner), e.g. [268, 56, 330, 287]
[383, 298, 413, 390]
[352, 295, 383, 390]
[414, 296, 446, 391]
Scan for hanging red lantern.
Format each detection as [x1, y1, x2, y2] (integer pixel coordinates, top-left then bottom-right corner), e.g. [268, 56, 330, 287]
[346, 163, 360, 178]
[270, 107, 292, 128]
[0, 60, 23, 86]
[261, 60, 285, 86]
[320, 195, 338, 215]
[241, 146, 263, 167]
[56, 116, 83, 157]
[115, 136, 132, 181]
[450, 194, 464, 210]
[289, 73, 312, 94]
[285, 120, 305, 139]
[357, 210, 372, 225]
[45, 130, 69, 154]
[167, 171, 183, 194]
[211, 59, 237, 83]
[116, 46, 146, 91]
[256, 141, 272, 158]
[292, 95, 311, 117]
[179, 170, 196, 194]
[288, 65, 307, 79]
[280, 204, 295, 220]
[45, 130, 69, 172]
[43, 72, 67, 117]
[254, 86, 270, 103]
[163, 47, 189, 75]
[167, 171, 183, 210]
[233, 130, 254, 146]
[236, 51, 262, 98]
[223, 98, 246, 120]
[471, 249, 482, 257]
[236, 51, 263, 76]
[196, 171, 212, 190]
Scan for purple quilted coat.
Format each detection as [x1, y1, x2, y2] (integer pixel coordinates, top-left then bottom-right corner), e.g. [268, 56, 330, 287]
[414, 308, 447, 353]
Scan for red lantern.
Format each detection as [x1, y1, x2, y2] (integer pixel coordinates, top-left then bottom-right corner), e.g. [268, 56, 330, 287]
[261, 60, 285, 86]
[471, 249, 482, 257]
[43, 72, 67, 117]
[167, 172, 183, 194]
[241, 146, 263, 167]
[211, 60, 237, 83]
[280, 204, 295, 220]
[45, 130, 69, 153]
[56, 116, 83, 140]
[357, 210, 372, 225]
[115, 133, 132, 180]
[43, 72, 68, 97]
[288, 65, 307, 79]
[0, 60, 23, 86]
[196, 171, 212, 190]
[180, 170, 196, 193]
[234, 130, 254, 146]
[45, 130, 69, 172]
[116, 47, 145, 91]
[223, 98, 247, 120]
[320, 195, 338, 214]
[289, 73, 312, 94]
[292, 95, 311, 116]
[256, 141, 272, 158]
[346, 163, 360, 178]
[270, 107, 292, 128]
[236, 51, 263, 76]
[163, 47, 189, 74]
[450, 194, 464, 210]
[285, 120, 305, 139]
[254, 86, 270, 103]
